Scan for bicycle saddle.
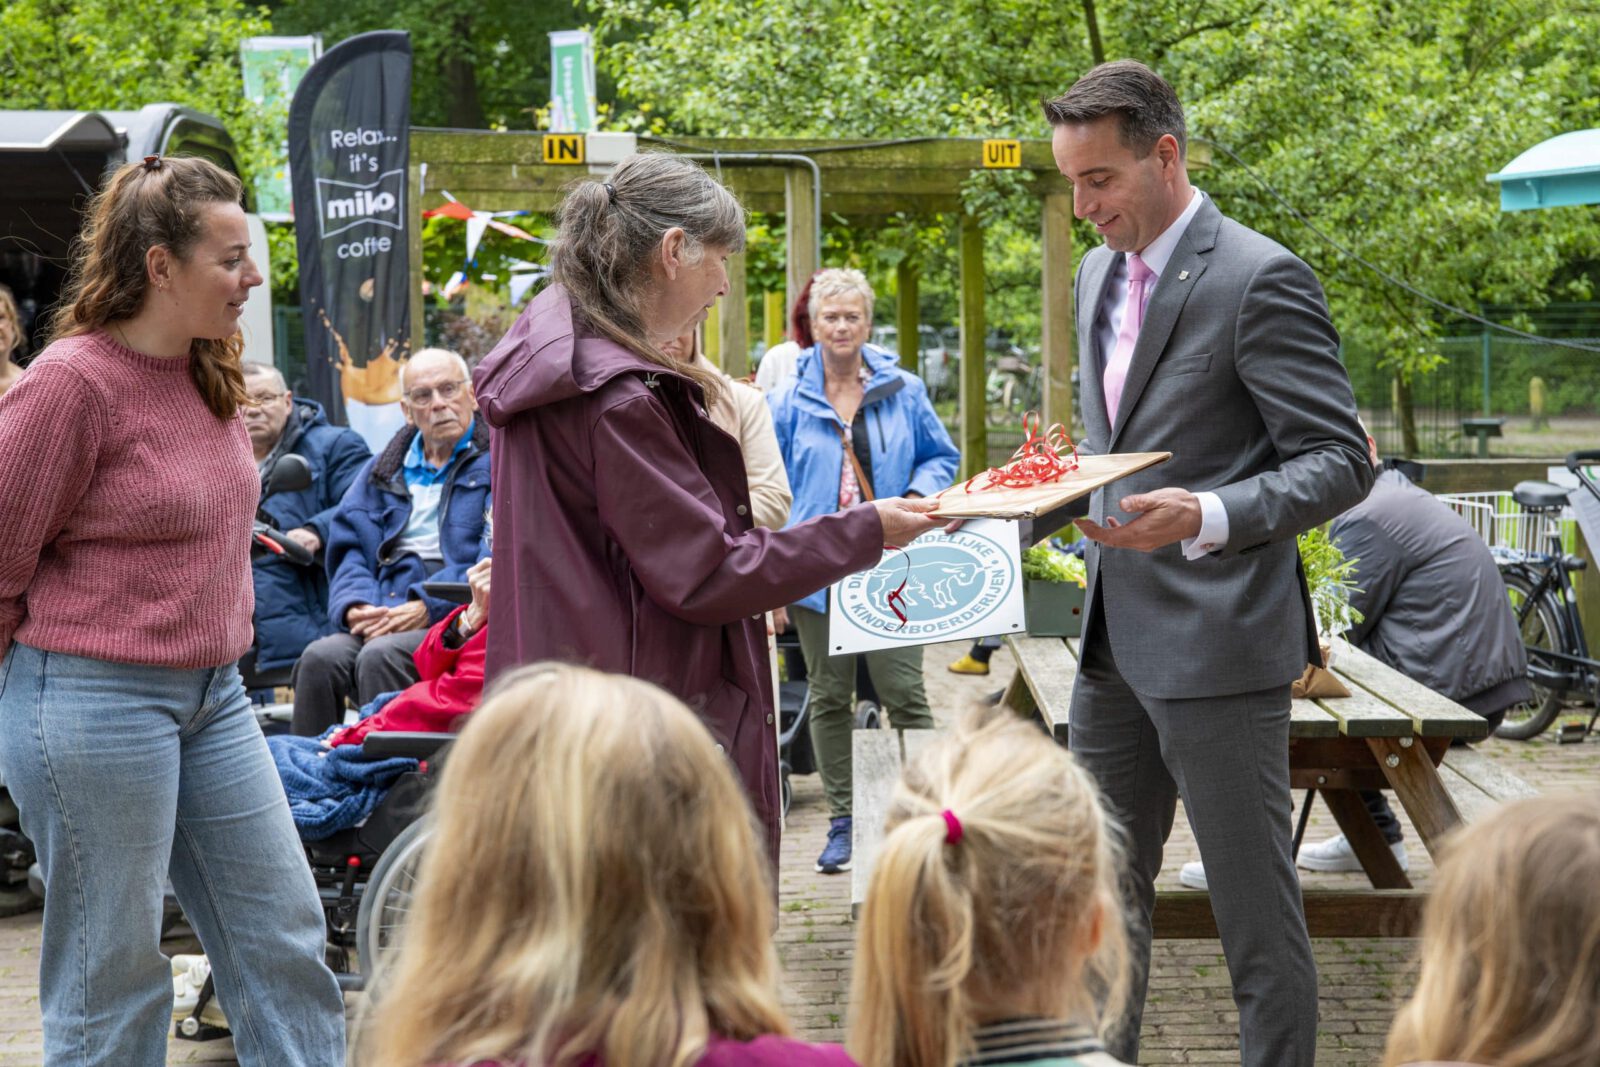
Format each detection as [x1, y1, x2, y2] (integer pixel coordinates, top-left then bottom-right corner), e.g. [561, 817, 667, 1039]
[1512, 480, 1570, 510]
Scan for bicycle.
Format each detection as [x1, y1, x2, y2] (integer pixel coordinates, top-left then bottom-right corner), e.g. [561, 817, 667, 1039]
[1493, 449, 1600, 741]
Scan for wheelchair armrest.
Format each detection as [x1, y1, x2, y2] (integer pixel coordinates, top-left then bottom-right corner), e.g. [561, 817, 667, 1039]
[421, 581, 471, 605]
[358, 732, 456, 761]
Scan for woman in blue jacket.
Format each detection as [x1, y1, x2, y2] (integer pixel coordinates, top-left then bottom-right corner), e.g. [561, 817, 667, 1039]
[767, 267, 960, 875]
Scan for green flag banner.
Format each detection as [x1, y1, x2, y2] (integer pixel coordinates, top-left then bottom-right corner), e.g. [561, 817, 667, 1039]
[548, 30, 597, 133]
[241, 35, 322, 220]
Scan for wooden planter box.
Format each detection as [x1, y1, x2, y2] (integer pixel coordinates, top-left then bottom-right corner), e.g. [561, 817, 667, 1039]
[1024, 579, 1085, 638]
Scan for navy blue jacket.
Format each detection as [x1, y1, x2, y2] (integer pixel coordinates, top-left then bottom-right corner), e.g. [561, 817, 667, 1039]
[253, 399, 373, 672]
[326, 420, 491, 631]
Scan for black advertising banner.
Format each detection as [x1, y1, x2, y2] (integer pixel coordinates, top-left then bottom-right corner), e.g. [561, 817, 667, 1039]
[288, 30, 411, 445]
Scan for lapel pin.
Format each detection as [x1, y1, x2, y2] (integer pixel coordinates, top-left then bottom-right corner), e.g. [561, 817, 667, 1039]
[1178, 270, 1190, 281]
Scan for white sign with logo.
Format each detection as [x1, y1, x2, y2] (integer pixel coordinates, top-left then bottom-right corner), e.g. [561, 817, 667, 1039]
[827, 518, 1025, 656]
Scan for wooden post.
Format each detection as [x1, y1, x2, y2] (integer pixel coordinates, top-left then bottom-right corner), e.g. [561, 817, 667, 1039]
[764, 290, 785, 349]
[704, 302, 722, 369]
[1041, 192, 1075, 432]
[896, 261, 920, 374]
[785, 167, 819, 328]
[719, 251, 749, 378]
[959, 212, 987, 479]
[407, 163, 426, 352]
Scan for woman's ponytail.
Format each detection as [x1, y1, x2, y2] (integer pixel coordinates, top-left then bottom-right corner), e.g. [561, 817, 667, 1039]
[550, 153, 746, 409]
[50, 155, 250, 419]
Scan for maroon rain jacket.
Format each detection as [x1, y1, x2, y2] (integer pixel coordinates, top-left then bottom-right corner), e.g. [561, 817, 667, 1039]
[473, 285, 884, 858]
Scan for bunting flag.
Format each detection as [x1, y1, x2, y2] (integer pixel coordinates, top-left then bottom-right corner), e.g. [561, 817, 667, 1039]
[464, 215, 489, 262]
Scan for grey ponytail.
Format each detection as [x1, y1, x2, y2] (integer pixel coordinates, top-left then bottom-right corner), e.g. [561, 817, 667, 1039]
[550, 153, 746, 406]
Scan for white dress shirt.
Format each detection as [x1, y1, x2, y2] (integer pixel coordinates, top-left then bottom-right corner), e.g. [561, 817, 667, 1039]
[1092, 188, 1228, 559]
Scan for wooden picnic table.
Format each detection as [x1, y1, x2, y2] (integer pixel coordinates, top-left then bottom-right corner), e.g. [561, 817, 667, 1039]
[852, 634, 1534, 937]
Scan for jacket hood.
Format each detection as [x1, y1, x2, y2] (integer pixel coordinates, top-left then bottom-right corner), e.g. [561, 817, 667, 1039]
[790, 341, 907, 419]
[472, 283, 694, 425]
[288, 395, 331, 426]
[370, 417, 489, 484]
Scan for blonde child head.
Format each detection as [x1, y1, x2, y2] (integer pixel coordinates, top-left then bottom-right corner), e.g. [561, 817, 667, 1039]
[1384, 793, 1600, 1067]
[849, 705, 1130, 1067]
[360, 663, 787, 1067]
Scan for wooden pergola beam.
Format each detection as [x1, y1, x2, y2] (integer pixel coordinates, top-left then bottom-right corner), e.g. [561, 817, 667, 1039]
[408, 128, 1083, 477]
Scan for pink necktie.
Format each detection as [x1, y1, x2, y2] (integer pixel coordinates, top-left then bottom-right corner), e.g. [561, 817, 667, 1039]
[1104, 252, 1154, 424]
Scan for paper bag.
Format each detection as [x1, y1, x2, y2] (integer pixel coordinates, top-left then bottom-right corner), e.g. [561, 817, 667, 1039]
[1291, 641, 1350, 700]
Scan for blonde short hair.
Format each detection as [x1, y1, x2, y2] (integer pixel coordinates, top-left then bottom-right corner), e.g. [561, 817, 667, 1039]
[1383, 793, 1600, 1067]
[848, 705, 1130, 1067]
[357, 663, 789, 1067]
[808, 267, 875, 324]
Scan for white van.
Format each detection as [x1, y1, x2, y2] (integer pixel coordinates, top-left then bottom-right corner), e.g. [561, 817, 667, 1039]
[0, 105, 273, 364]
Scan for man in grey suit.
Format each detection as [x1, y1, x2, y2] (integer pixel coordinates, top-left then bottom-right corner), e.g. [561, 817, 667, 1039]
[1045, 61, 1374, 1066]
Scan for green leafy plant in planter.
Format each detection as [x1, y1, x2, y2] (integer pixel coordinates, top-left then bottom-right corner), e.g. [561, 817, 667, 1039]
[1022, 543, 1086, 637]
[1297, 526, 1363, 637]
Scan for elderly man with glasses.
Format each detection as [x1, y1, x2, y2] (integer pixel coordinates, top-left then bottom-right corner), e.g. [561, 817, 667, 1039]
[291, 347, 491, 737]
[241, 361, 373, 687]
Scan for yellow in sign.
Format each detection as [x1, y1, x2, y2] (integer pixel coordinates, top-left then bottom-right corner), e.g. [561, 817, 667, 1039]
[543, 134, 585, 165]
[982, 139, 1021, 169]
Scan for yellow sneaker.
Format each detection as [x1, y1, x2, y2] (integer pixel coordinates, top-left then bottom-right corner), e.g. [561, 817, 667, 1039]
[947, 654, 990, 676]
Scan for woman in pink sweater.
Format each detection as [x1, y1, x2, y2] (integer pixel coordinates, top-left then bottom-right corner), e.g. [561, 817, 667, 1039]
[0, 157, 343, 1066]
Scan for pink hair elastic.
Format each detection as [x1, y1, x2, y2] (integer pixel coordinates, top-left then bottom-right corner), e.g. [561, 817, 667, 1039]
[941, 809, 963, 845]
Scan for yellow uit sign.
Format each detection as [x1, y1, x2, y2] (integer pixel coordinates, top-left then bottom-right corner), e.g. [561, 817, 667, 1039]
[982, 139, 1021, 169]
[543, 134, 585, 164]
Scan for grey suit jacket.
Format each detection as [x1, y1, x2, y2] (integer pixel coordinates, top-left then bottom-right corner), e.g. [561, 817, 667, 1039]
[1074, 196, 1373, 699]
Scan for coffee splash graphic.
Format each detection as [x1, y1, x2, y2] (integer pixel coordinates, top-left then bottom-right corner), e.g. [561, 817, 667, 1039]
[318, 307, 408, 405]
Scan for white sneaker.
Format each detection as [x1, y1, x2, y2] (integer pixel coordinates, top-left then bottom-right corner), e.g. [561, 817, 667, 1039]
[171, 955, 227, 1030]
[1296, 833, 1408, 873]
[1178, 860, 1208, 891]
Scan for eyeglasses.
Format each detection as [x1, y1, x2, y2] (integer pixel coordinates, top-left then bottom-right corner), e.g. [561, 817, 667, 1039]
[404, 379, 469, 406]
[242, 392, 285, 410]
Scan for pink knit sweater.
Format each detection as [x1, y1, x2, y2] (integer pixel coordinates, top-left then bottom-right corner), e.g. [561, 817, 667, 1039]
[0, 332, 257, 669]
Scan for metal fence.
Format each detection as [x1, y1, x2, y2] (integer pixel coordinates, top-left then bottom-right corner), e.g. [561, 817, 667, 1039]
[1346, 303, 1600, 458]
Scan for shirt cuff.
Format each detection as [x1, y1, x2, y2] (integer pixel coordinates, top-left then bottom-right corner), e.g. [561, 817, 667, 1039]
[1182, 491, 1228, 560]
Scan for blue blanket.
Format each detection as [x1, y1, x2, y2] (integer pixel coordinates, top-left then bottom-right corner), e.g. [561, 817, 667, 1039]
[268, 692, 418, 840]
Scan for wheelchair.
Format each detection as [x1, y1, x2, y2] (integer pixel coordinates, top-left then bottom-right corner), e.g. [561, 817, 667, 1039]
[173, 580, 473, 1039]
[774, 626, 880, 818]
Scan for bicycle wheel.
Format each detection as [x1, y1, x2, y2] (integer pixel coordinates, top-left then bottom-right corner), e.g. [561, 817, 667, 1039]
[1497, 570, 1566, 740]
[355, 816, 431, 989]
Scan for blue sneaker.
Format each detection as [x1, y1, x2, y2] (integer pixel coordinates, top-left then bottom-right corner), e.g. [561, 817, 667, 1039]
[815, 816, 853, 873]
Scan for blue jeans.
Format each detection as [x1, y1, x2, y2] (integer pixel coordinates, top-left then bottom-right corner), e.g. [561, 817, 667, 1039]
[0, 643, 345, 1066]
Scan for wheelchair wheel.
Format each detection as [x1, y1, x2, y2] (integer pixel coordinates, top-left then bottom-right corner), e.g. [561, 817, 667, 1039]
[780, 761, 793, 818]
[355, 816, 431, 989]
[854, 699, 881, 731]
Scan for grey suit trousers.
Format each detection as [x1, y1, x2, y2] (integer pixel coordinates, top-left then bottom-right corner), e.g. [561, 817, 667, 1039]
[1071, 596, 1318, 1067]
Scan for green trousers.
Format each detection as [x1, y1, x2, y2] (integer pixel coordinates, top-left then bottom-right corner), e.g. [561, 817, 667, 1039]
[792, 605, 935, 817]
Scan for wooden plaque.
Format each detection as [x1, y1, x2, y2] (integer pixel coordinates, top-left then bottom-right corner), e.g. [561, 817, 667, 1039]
[930, 451, 1173, 519]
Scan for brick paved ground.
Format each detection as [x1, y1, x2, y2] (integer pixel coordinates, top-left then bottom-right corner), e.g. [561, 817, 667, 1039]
[0, 639, 1596, 1065]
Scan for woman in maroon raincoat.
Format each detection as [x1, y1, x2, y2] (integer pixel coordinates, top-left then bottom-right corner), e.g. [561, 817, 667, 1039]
[472, 153, 940, 861]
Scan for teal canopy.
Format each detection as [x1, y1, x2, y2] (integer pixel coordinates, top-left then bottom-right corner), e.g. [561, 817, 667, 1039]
[1487, 129, 1600, 212]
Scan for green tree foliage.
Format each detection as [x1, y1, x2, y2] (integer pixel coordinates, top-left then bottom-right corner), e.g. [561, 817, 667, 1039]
[591, 0, 1600, 450]
[0, 0, 276, 183]
[268, 0, 588, 129]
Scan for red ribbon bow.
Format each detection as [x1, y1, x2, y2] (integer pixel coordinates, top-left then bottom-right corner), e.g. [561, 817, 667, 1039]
[959, 411, 1080, 494]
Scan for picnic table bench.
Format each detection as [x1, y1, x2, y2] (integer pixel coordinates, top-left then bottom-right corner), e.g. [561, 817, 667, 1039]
[851, 634, 1536, 936]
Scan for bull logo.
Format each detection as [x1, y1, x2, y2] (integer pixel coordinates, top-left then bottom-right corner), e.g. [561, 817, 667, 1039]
[865, 558, 982, 612]
[831, 525, 1020, 645]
